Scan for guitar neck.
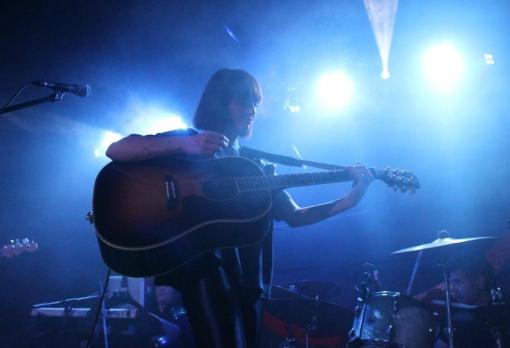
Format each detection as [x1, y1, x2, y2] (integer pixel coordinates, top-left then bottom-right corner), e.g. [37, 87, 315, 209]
[235, 169, 367, 192]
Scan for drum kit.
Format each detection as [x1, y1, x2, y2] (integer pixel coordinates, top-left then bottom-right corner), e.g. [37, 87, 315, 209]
[348, 230, 509, 348]
[266, 231, 509, 348]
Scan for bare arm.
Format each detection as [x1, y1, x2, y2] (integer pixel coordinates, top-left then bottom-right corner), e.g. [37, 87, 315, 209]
[106, 131, 229, 162]
[277, 165, 373, 227]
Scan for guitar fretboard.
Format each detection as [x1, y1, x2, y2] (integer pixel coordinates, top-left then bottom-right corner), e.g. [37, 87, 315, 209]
[235, 170, 352, 192]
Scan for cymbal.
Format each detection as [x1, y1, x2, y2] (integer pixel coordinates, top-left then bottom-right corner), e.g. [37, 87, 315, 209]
[472, 303, 510, 326]
[392, 235, 494, 254]
[430, 299, 478, 310]
[289, 280, 342, 299]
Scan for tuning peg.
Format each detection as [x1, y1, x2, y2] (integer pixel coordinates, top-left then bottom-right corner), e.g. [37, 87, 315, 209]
[86, 211, 95, 224]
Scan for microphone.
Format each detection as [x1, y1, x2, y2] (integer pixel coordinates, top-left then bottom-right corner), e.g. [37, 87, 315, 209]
[354, 263, 382, 292]
[32, 80, 91, 97]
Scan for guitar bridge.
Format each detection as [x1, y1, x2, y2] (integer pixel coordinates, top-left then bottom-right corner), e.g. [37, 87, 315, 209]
[164, 176, 179, 209]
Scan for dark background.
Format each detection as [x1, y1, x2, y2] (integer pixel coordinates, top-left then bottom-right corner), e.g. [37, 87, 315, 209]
[0, 0, 509, 346]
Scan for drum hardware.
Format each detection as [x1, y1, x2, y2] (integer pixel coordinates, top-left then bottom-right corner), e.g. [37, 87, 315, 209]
[479, 291, 508, 348]
[348, 291, 435, 348]
[429, 300, 476, 310]
[303, 296, 320, 348]
[392, 229, 495, 348]
[277, 279, 344, 347]
[288, 280, 343, 300]
[405, 250, 423, 296]
[278, 324, 297, 348]
[348, 230, 495, 347]
[391, 231, 494, 254]
[276, 295, 321, 348]
[430, 299, 510, 347]
[348, 266, 371, 344]
[262, 286, 353, 348]
[491, 287, 505, 305]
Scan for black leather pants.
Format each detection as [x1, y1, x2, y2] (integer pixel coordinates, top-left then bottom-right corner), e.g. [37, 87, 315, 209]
[178, 265, 262, 348]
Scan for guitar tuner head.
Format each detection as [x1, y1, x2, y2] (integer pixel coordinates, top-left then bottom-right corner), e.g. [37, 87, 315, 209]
[379, 167, 420, 194]
[1, 238, 38, 258]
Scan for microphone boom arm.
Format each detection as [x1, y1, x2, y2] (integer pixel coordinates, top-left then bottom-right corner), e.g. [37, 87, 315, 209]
[0, 91, 65, 115]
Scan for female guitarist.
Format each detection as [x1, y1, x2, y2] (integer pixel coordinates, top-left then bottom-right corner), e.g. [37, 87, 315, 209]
[105, 68, 373, 348]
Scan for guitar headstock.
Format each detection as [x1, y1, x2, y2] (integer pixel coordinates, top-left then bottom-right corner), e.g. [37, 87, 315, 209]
[373, 167, 421, 193]
[1, 238, 38, 258]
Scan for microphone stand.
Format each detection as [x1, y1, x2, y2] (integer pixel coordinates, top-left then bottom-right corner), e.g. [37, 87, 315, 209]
[99, 281, 110, 348]
[32, 293, 100, 347]
[0, 92, 65, 115]
[32, 294, 100, 308]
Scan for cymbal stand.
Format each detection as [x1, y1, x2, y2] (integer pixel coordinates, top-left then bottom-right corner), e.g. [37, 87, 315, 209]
[406, 250, 423, 295]
[440, 252, 454, 348]
[304, 296, 319, 348]
[490, 288, 505, 348]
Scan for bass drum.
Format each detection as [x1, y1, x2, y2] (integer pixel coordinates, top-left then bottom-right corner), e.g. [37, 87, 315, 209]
[355, 291, 435, 348]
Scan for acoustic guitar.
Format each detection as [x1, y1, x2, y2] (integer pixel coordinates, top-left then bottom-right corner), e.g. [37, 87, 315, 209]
[92, 156, 419, 277]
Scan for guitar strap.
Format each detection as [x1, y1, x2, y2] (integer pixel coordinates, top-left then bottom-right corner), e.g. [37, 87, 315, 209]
[241, 146, 346, 171]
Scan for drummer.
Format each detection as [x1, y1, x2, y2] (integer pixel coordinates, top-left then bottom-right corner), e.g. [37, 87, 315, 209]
[428, 255, 497, 348]
[416, 254, 495, 307]
[449, 255, 495, 306]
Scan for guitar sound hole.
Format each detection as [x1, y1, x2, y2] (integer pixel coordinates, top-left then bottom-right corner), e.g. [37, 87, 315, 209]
[200, 178, 239, 201]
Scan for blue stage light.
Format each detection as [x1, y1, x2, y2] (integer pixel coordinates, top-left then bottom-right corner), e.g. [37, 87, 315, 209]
[315, 70, 354, 113]
[94, 106, 187, 158]
[484, 53, 495, 65]
[422, 43, 465, 92]
[127, 107, 188, 135]
[95, 130, 122, 158]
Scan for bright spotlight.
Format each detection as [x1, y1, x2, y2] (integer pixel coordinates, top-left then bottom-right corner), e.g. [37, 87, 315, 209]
[137, 115, 188, 135]
[315, 70, 354, 112]
[484, 53, 495, 65]
[126, 106, 188, 135]
[422, 43, 465, 92]
[364, 0, 399, 80]
[284, 87, 301, 113]
[95, 130, 122, 158]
